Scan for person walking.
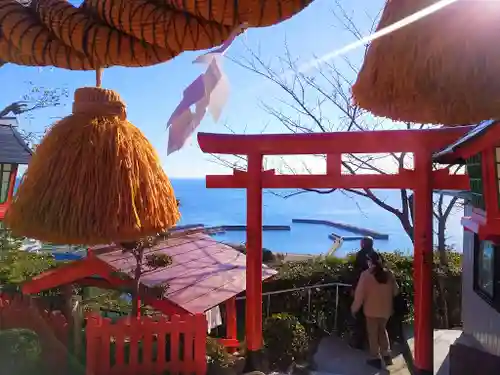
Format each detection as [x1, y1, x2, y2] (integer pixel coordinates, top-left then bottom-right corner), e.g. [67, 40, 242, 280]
[353, 237, 376, 278]
[351, 251, 399, 369]
[349, 236, 376, 349]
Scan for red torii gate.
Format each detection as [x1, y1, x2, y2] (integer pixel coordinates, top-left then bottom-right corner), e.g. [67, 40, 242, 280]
[198, 126, 471, 375]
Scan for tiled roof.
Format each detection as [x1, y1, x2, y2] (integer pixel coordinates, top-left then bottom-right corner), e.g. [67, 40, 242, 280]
[433, 120, 497, 163]
[94, 232, 277, 314]
[0, 118, 32, 164]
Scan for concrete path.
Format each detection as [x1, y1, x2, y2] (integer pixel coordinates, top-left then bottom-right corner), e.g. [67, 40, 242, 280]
[312, 336, 410, 375]
[312, 329, 464, 375]
[405, 329, 463, 375]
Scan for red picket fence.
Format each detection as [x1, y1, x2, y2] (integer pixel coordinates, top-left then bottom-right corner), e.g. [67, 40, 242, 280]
[0, 294, 69, 375]
[86, 313, 208, 375]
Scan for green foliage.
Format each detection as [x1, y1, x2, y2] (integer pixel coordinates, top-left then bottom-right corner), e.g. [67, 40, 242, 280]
[0, 227, 23, 252]
[0, 328, 42, 375]
[0, 249, 57, 286]
[228, 244, 276, 264]
[82, 287, 132, 314]
[206, 337, 235, 367]
[0, 229, 57, 287]
[145, 253, 173, 268]
[259, 250, 463, 338]
[263, 313, 309, 371]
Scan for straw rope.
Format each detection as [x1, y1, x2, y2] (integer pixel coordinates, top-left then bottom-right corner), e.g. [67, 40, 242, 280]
[0, 0, 313, 70]
[352, 0, 500, 126]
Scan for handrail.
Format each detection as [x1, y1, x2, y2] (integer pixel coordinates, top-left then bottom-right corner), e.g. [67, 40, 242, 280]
[235, 281, 352, 300]
[236, 281, 352, 333]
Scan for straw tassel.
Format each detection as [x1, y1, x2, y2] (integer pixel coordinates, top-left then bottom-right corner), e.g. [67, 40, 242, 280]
[5, 86, 180, 245]
[352, 0, 500, 126]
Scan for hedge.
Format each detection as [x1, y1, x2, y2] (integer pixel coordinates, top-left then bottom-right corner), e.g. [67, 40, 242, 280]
[234, 251, 462, 340]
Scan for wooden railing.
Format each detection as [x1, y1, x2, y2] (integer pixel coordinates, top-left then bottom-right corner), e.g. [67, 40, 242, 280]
[86, 313, 207, 375]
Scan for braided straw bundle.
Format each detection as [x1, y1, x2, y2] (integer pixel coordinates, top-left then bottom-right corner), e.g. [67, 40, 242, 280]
[352, 0, 500, 126]
[0, 0, 313, 70]
[5, 87, 180, 245]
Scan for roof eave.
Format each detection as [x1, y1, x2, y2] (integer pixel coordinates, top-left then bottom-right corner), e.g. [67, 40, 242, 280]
[433, 120, 500, 164]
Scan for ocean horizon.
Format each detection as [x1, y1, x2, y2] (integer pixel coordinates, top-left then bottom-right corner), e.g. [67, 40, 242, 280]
[171, 178, 464, 256]
[13, 177, 464, 256]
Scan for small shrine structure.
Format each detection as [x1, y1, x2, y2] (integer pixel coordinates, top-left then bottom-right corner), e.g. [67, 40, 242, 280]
[22, 230, 277, 349]
[433, 120, 500, 374]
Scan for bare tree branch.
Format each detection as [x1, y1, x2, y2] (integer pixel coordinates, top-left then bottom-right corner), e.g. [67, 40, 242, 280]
[217, 3, 461, 250]
[1, 82, 70, 147]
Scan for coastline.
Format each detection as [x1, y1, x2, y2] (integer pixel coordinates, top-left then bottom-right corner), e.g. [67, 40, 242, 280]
[281, 252, 317, 262]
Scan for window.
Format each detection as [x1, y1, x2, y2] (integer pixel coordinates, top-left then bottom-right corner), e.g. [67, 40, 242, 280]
[473, 234, 500, 311]
[466, 153, 485, 210]
[0, 164, 12, 204]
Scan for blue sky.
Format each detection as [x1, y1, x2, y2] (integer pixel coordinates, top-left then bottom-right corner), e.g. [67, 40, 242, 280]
[1, 0, 384, 178]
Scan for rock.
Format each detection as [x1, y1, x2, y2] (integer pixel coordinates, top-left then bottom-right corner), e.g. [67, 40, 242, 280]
[292, 363, 310, 375]
[233, 356, 246, 374]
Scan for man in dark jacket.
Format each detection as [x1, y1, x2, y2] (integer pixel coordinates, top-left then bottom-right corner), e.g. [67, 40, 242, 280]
[350, 236, 376, 349]
[353, 236, 375, 285]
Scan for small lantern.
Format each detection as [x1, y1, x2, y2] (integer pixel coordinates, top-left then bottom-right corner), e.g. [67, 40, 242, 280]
[0, 118, 32, 220]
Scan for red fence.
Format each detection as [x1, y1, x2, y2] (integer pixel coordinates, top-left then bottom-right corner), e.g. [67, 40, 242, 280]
[0, 294, 69, 374]
[86, 313, 208, 375]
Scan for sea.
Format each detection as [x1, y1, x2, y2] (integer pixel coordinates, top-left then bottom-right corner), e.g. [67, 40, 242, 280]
[171, 179, 464, 256]
[13, 178, 464, 257]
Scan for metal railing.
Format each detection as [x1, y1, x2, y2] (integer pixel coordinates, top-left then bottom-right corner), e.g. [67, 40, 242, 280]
[236, 282, 352, 333]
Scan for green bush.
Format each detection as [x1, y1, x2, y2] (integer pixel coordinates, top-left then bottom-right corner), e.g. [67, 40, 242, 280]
[227, 244, 276, 264]
[206, 337, 235, 367]
[0, 328, 42, 375]
[263, 313, 309, 371]
[253, 250, 462, 339]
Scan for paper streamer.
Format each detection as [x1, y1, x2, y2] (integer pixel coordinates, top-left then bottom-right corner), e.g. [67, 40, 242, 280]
[167, 24, 246, 155]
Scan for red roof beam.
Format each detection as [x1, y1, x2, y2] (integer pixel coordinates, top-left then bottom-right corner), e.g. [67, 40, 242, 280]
[198, 127, 471, 155]
[22, 257, 109, 295]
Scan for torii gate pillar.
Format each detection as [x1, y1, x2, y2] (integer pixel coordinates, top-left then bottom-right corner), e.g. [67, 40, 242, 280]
[413, 151, 434, 375]
[243, 153, 265, 371]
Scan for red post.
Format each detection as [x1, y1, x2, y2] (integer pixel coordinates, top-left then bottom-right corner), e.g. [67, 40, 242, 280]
[135, 295, 141, 319]
[244, 154, 264, 370]
[195, 314, 208, 375]
[0, 164, 18, 220]
[226, 297, 237, 352]
[413, 151, 434, 375]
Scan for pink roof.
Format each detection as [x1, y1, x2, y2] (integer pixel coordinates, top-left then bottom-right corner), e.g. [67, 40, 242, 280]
[95, 233, 277, 314]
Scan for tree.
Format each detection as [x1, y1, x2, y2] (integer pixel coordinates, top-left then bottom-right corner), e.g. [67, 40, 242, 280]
[0, 82, 69, 146]
[0, 228, 56, 287]
[216, 4, 462, 326]
[119, 236, 173, 317]
[222, 6, 461, 252]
